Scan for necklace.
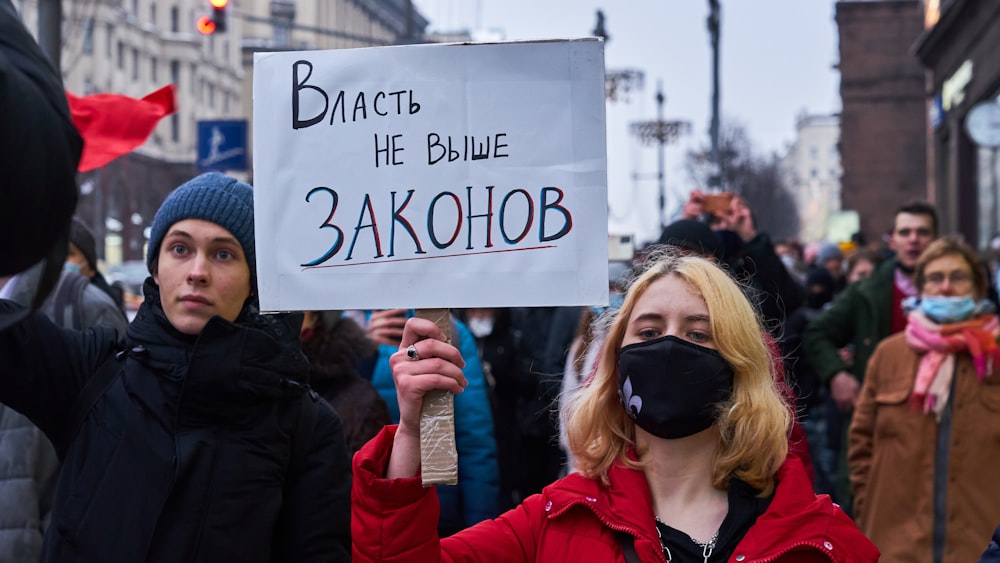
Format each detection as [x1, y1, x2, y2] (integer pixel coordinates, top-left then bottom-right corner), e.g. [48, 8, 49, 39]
[654, 517, 718, 563]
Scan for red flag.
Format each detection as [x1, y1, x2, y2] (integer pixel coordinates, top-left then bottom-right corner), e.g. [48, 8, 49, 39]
[66, 85, 177, 172]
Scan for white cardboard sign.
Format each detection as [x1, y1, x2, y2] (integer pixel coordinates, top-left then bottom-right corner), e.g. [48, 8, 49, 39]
[252, 39, 608, 311]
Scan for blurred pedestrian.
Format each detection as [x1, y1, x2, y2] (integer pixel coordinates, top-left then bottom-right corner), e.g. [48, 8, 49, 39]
[0, 172, 351, 562]
[456, 306, 522, 511]
[66, 217, 127, 315]
[804, 200, 937, 514]
[299, 310, 389, 454]
[845, 248, 882, 285]
[351, 249, 878, 562]
[814, 242, 846, 294]
[849, 236, 1000, 562]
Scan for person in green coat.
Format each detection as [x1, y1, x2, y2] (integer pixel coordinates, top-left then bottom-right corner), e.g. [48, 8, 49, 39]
[802, 200, 937, 511]
[804, 202, 938, 409]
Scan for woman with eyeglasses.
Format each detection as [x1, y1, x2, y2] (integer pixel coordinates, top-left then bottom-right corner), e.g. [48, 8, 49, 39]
[848, 235, 1000, 562]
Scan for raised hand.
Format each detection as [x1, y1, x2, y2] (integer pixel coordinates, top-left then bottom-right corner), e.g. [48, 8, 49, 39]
[367, 308, 408, 346]
[386, 317, 467, 479]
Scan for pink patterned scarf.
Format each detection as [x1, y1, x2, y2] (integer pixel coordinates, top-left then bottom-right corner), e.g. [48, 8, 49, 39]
[905, 311, 1000, 421]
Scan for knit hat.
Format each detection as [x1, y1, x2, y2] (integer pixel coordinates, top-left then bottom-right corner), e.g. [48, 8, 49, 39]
[69, 217, 98, 272]
[816, 243, 843, 266]
[147, 172, 255, 277]
[657, 219, 721, 260]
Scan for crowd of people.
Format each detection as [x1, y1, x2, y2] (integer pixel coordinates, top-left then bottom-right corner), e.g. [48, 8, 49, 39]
[5, 2, 1000, 560]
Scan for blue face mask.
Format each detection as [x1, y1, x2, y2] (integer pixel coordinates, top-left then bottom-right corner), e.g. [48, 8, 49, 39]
[63, 261, 81, 275]
[919, 295, 977, 323]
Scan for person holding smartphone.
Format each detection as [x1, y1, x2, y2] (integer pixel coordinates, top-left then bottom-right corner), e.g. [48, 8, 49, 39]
[669, 190, 804, 337]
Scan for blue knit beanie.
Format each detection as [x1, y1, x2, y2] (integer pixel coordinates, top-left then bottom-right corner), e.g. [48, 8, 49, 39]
[147, 172, 255, 278]
[816, 242, 843, 267]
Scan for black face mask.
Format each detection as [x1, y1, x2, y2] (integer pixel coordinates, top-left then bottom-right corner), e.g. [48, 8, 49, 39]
[617, 335, 735, 439]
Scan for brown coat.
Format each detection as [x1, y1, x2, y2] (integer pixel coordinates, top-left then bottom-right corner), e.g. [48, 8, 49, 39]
[848, 332, 1000, 563]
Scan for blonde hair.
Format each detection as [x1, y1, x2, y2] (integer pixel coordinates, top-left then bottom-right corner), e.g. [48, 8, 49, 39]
[563, 248, 790, 494]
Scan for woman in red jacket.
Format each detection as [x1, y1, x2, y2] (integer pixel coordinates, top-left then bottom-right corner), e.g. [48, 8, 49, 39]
[352, 249, 878, 562]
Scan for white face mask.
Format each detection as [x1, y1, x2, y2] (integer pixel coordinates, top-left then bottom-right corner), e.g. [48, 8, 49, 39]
[467, 317, 495, 338]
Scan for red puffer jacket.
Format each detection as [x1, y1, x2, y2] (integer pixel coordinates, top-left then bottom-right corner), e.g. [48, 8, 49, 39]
[352, 426, 878, 562]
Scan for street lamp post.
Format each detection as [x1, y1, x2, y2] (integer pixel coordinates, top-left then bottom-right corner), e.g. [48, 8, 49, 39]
[592, 9, 646, 104]
[630, 82, 692, 232]
[707, 0, 721, 189]
[38, 0, 61, 69]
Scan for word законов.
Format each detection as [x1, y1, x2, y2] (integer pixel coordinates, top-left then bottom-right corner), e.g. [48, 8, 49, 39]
[301, 185, 573, 267]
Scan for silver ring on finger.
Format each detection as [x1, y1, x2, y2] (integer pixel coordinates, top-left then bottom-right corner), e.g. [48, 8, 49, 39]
[406, 344, 421, 361]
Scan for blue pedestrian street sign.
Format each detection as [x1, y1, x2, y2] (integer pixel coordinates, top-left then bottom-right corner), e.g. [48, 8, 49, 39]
[197, 119, 248, 171]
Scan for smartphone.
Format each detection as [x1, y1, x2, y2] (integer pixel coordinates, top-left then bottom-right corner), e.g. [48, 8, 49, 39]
[703, 193, 734, 213]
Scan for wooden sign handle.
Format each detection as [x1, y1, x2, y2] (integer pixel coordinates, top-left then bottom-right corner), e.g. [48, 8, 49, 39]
[414, 308, 458, 485]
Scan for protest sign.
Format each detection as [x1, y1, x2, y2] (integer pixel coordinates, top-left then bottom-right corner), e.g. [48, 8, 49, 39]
[253, 39, 608, 312]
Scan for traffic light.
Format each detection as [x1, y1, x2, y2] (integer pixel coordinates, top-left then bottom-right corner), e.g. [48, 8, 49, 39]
[197, 0, 228, 35]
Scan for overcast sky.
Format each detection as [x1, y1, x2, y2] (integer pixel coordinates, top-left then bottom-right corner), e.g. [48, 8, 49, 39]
[412, 0, 841, 243]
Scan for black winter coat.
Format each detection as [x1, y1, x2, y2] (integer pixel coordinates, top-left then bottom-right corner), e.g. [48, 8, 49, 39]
[0, 282, 351, 562]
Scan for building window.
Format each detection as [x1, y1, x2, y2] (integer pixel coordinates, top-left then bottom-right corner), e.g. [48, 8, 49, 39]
[830, 168, 838, 180]
[809, 147, 818, 160]
[208, 83, 215, 108]
[150, 2, 157, 26]
[82, 18, 94, 54]
[151, 56, 158, 82]
[810, 168, 818, 179]
[132, 0, 139, 18]
[170, 6, 179, 32]
[106, 23, 113, 56]
[131, 48, 139, 80]
[171, 114, 179, 143]
[170, 59, 179, 88]
[117, 41, 124, 69]
[190, 63, 196, 93]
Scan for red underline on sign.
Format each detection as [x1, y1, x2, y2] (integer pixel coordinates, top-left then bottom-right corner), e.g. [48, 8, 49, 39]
[302, 245, 558, 271]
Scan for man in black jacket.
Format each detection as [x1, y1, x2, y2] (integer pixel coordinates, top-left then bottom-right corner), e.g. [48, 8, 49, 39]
[0, 172, 352, 562]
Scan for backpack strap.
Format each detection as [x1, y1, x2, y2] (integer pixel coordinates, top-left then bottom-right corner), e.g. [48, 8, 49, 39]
[59, 349, 125, 458]
[616, 531, 642, 563]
